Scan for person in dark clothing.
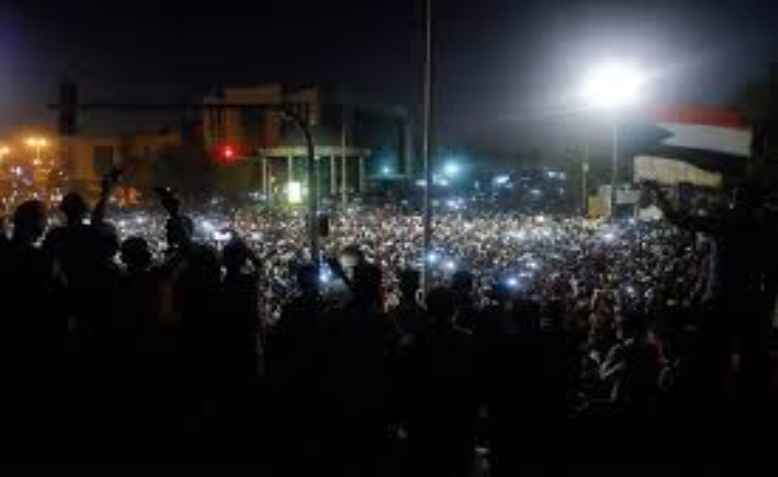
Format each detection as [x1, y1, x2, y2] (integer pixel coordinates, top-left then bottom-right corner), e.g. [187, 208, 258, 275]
[452, 270, 479, 332]
[315, 261, 395, 477]
[267, 263, 328, 476]
[644, 180, 778, 420]
[405, 286, 477, 477]
[220, 236, 262, 378]
[389, 269, 427, 339]
[0, 200, 66, 443]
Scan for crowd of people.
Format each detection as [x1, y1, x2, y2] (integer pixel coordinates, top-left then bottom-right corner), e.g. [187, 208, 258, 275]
[0, 174, 773, 467]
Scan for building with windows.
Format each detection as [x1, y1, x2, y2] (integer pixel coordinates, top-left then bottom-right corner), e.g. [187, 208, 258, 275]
[200, 83, 413, 201]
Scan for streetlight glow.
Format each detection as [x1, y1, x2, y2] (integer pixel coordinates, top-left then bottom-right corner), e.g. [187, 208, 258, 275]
[443, 162, 460, 177]
[581, 62, 645, 110]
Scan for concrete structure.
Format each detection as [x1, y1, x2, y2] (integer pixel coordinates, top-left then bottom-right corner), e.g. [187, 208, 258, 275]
[61, 129, 182, 196]
[201, 83, 411, 201]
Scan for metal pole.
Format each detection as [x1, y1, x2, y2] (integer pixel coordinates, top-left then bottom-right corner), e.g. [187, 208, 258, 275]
[610, 121, 619, 219]
[341, 112, 348, 207]
[330, 156, 337, 196]
[303, 126, 319, 271]
[422, 0, 434, 296]
[582, 142, 589, 217]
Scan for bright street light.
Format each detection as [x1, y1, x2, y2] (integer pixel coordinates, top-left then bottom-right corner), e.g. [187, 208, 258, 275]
[581, 62, 645, 110]
[581, 61, 646, 218]
[0, 146, 9, 161]
[443, 162, 460, 177]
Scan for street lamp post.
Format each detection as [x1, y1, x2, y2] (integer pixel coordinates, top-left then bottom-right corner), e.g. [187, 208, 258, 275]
[581, 62, 645, 218]
[25, 137, 48, 166]
[422, 0, 434, 296]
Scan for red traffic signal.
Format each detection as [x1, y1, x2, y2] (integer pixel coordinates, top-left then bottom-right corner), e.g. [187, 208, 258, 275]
[214, 144, 241, 164]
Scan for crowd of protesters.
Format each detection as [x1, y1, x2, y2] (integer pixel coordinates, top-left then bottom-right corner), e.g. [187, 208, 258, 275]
[0, 173, 775, 468]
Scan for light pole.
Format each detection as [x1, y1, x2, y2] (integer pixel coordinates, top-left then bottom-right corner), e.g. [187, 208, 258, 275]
[25, 137, 48, 166]
[581, 62, 644, 217]
[422, 0, 434, 296]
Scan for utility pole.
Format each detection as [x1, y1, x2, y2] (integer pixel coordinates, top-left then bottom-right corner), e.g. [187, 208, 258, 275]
[422, 0, 434, 296]
[582, 141, 589, 217]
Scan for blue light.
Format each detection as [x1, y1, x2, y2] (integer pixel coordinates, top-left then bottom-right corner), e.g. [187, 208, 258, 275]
[382, 166, 391, 176]
[494, 175, 510, 185]
[443, 163, 460, 177]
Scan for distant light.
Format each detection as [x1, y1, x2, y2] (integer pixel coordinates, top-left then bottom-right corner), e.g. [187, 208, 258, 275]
[250, 232, 262, 241]
[201, 220, 214, 232]
[494, 175, 510, 185]
[427, 252, 440, 264]
[509, 230, 527, 241]
[547, 171, 557, 179]
[415, 179, 427, 188]
[287, 181, 303, 204]
[444, 260, 456, 271]
[382, 166, 391, 176]
[530, 189, 542, 196]
[223, 146, 235, 159]
[213, 230, 232, 242]
[135, 216, 146, 225]
[506, 277, 519, 288]
[443, 163, 460, 177]
[628, 218, 637, 225]
[527, 260, 540, 270]
[603, 232, 616, 242]
[535, 215, 546, 224]
[581, 61, 645, 110]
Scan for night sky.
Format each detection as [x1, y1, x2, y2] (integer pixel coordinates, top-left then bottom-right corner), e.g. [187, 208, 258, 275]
[2, 0, 778, 154]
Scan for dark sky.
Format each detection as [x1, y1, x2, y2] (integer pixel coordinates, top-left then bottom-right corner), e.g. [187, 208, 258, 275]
[2, 0, 778, 154]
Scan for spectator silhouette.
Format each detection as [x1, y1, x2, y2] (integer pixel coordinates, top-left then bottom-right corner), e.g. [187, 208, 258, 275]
[0, 200, 66, 443]
[452, 270, 479, 332]
[645, 180, 778, 420]
[390, 269, 427, 339]
[405, 286, 476, 477]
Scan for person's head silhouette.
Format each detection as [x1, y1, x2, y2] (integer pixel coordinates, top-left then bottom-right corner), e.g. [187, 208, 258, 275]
[296, 263, 319, 297]
[166, 216, 194, 249]
[399, 269, 420, 302]
[426, 287, 456, 326]
[13, 200, 47, 244]
[121, 236, 152, 272]
[451, 270, 474, 296]
[92, 222, 120, 263]
[60, 192, 88, 225]
[223, 238, 250, 274]
[353, 263, 382, 309]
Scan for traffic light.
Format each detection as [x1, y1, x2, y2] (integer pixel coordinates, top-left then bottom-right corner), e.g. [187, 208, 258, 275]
[59, 81, 78, 136]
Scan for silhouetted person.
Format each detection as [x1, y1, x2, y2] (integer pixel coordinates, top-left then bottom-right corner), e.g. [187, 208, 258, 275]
[267, 263, 326, 475]
[389, 269, 427, 340]
[0, 200, 65, 442]
[452, 270, 479, 331]
[405, 286, 477, 477]
[116, 236, 160, 349]
[317, 261, 394, 476]
[645, 180, 778, 421]
[220, 236, 262, 378]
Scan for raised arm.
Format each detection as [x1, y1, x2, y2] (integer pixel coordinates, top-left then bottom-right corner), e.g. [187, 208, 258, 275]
[91, 168, 121, 225]
[642, 181, 722, 235]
